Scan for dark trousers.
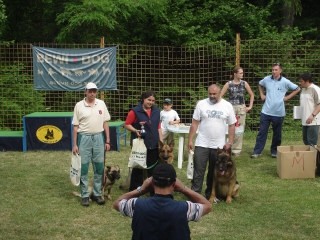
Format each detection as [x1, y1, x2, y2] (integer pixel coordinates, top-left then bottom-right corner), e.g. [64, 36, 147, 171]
[253, 112, 284, 155]
[129, 148, 159, 191]
[191, 146, 217, 198]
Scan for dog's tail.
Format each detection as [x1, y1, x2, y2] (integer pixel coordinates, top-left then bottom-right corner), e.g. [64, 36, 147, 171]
[72, 191, 81, 197]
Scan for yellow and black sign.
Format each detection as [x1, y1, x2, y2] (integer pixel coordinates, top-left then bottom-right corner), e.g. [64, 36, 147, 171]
[36, 125, 63, 144]
[24, 114, 72, 150]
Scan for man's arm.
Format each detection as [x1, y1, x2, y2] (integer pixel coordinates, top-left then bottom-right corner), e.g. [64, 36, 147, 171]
[113, 177, 152, 211]
[103, 121, 110, 151]
[72, 125, 79, 154]
[258, 85, 266, 101]
[226, 124, 235, 149]
[188, 119, 200, 151]
[174, 179, 212, 216]
[284, 87, 301, 101]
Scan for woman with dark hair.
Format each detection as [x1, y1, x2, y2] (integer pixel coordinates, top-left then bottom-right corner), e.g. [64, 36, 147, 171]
[124, 90, 162, 191]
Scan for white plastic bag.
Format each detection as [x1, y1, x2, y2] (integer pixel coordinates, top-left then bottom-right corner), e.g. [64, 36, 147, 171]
[70, 153, 81, 186]
[187, 150, 194, 180]
[128, 138, 147, 169]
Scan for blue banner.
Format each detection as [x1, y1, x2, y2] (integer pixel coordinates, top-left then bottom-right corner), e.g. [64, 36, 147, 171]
[32, 47, 117, 91]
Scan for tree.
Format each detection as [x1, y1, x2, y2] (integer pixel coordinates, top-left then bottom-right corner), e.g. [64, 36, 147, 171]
[2, 0, 69, 42]
[0, 0, 6, 39]
[282, 0, 302, 27]
[56, 0, 168, 43]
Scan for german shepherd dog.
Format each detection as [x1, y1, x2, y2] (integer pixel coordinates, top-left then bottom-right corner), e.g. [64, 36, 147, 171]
[119, 141, 174, 190]
[209, 148, 239, 204]
[102, 165, 121, 200]
[72, 165, 120, 200]
[159, 140, 174, 164]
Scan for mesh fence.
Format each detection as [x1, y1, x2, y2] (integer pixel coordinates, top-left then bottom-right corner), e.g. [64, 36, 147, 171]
[1, 40, 320, 139]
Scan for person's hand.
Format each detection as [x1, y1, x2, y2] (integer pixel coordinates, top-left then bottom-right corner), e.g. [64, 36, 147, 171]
[135, 130, 141, 137]
[223, 142, 232, 150]
[72, 145, 79, 154]
[306, 115, 313, 124]
[105, 143, 111, 151]
[173, 178, 186, 193]
[260, 94, 266, 101]
[188, 142, 194, 151]
[141, 177, 153, 193]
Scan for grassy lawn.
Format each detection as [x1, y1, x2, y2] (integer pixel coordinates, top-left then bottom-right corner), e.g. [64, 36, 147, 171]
[1, 132, 320, 240]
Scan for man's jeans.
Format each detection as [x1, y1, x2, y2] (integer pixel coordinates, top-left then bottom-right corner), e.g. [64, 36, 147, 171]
[302, 125, 319, 146]
[253, 112, 284, 155]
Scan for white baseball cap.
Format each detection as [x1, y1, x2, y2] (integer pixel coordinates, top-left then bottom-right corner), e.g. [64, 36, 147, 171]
[85, 82, 98, 90]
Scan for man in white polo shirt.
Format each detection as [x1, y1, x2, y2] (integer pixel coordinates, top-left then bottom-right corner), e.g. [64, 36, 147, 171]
[72, 82, 111, 206]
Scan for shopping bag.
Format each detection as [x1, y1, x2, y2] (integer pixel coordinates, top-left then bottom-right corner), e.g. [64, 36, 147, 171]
[128, 138, 147, 169]
[187, 150, 194, 180]
[70, 153, 81, 186]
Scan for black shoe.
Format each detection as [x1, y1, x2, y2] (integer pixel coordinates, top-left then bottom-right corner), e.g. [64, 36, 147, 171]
[81, 197, 89, 207]
[90, 195, 105, 205]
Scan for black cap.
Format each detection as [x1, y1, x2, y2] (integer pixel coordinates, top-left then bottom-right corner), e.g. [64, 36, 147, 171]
[163, 98, 172, 104]
[153, 163, 176, 185]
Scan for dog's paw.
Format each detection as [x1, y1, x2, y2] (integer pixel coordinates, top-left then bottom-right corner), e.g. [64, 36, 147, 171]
[208, 196, 220, 204]
[226, 196, 232, 204]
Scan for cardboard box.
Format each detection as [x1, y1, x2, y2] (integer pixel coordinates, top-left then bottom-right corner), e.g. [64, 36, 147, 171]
[277, 145, 316, 179]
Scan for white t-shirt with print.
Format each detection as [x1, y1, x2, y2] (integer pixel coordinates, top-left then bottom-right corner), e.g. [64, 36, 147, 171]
[193, 98, 236, 149]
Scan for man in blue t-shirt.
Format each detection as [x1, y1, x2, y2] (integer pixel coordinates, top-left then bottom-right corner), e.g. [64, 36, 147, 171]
[251, 63, 300, 158]
[113, 163, 212, 240]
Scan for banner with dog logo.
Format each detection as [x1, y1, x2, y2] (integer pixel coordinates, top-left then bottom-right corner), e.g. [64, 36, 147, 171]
[33, 46, 117, 91]
[128, 138, 147, 169]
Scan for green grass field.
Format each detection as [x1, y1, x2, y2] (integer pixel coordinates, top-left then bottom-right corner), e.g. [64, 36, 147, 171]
[1, 132, 320, 240]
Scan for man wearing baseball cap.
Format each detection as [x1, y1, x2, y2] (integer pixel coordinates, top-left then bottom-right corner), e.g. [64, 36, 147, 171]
[72, 82, 111, 206]
[113, 163, 211, 239]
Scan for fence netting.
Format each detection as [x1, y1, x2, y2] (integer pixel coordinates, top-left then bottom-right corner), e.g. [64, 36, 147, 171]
[1, 40, 320, 140]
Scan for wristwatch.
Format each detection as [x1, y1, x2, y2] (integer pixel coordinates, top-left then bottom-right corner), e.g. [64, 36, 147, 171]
[136, 186, 142, 193]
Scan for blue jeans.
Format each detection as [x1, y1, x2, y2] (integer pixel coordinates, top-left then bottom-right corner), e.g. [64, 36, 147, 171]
[253, 113, 284, 155]
[302, 125, 319, 145]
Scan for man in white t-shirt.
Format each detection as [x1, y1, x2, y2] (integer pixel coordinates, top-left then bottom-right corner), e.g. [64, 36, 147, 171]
[299, 73, 320, 145]
[160, 98, 180, 144]
[72, 82, 111, 207]
[188, 84, 237, 200]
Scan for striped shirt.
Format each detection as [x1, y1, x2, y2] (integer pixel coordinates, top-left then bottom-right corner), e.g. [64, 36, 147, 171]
[119, 197, 204, 222]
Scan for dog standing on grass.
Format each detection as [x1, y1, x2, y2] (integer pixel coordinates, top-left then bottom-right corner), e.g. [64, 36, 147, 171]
[73, 165, 121, 200]
[209, 148, 239, 204]
[102, 165, 121, 200]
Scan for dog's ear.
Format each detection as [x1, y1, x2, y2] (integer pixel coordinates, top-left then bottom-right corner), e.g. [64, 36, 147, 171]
[227, 160, 233, 166]
[225, 147, 232, 155]
[107, 166, 111, 171]
[167, 139, 175, 148]
[159, 140, 164, 149]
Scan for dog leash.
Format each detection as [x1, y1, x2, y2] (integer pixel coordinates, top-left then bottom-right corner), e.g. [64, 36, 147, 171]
[146, 160, 158, 170]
